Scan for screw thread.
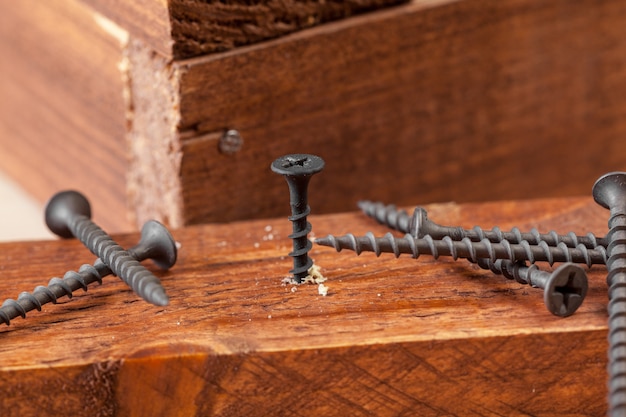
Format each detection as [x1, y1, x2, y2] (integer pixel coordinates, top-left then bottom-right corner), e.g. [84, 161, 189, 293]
[443, 220, 606, 249]
[69, 215, 169, 306]
[288, 204, 314, 279]
[358, 201, 607, 248]
[475, 258, 537, 285]
[606, 215, 626, 415]
[0, 262, 109, 326]
[316, 232, 607, 266]
[357, 201, 411, 232]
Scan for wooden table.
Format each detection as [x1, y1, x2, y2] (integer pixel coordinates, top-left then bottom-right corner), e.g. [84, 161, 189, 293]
[0, 197, 610, 416]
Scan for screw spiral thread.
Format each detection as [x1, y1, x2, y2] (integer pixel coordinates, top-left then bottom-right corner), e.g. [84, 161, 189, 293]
[358, 201, 607, 248]
[606, 215, 626, 414]
[475, 258, 535, 285]
[357, 201, 411, 232]
[70, 215, 168, 306]
[316, 232, 607, 267]
[288, 204, 314, 279]
[0, 262, 107, 326]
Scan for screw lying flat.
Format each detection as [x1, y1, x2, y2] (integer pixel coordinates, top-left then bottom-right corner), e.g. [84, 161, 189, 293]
[358, 200, 607, 248]
[45, 191, 170, 306]
[271, 154, 324, 283]
[357, 202, 590, 316]
[476, 259, 587, 317]
[0, 220, 177, 326]
[592, 171, 626, 417]
[315, 232, 607, 267]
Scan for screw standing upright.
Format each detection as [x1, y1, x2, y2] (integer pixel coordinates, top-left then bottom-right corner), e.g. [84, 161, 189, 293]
[272, 154, 325, 283]
[592, 171, 626, 417]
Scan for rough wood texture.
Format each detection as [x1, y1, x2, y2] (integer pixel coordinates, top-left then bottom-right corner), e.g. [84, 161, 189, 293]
[127, 0, 626, 228]
[3, 0, 626, 232]
[0, 197, 612, 415]
[0, 0, 130, 232]
[81, 0, 408, 59]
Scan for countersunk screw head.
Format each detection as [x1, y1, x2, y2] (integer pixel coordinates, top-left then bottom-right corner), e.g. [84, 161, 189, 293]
[44, 190, 91, 238]
[129, 220, 178, 270]
[543, 263, 588, 317]
[271, 154, 325, 177]
[593, 172, 626, 216]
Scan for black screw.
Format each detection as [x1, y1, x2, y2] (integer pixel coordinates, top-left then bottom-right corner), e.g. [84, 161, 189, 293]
[476, 259, 587, 317]
[357, 201, 589, 316]
[45, 190, 170, 306]
[315, 232, 607, 267]
[271, 154, 325, 283]
[358, 200, 607, 248]
[0, 220, 177, 326]
[592, 171, 626, 416]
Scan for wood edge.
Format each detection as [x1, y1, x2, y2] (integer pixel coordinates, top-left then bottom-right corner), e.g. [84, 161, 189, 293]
[124, 38, 185, 229]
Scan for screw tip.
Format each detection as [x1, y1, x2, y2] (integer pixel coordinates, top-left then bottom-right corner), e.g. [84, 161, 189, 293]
[147, 287, 170, 306]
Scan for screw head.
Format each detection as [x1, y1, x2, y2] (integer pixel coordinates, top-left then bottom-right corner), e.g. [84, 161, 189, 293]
[543, 263, 588, 317]
[129, 220, 178, 270]
[218, 129, 243, 155]
[592, 171, 626, 211]
[271, 154, 325, 177]
[44, 190, 92, 238]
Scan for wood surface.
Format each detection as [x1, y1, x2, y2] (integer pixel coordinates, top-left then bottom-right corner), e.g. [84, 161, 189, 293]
[126, 0, 626, 228]
[0, 0, 130, 232]
[81, 0, 407, 59]
[3, 0, 626, 233]
[0, 196, 612, 416]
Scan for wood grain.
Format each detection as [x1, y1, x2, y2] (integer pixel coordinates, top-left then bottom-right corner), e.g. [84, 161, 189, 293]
[0, 0, 130, 232]
[126, 0, 626, 227]
[0, 197, 612, 415]
[81, 0, 407, 59]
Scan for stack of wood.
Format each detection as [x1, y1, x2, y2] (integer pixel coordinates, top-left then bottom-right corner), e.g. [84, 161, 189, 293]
[1, 0, 625, 232]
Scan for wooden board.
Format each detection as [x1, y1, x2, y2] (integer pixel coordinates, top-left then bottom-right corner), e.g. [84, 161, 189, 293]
[0, 0, 130, 233]
[4, 0, 626, 233]
[0, 196, 612, 415]
[81, 0, 408, 59]
[126, 0, 626, 227]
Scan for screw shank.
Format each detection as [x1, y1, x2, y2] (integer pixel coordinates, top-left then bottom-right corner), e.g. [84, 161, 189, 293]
[316, 233, 607, 266]
[69, 215, 169, 306]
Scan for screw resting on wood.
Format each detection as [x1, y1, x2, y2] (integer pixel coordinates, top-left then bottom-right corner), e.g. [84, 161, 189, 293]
[271, 154, 324, 283]
[315, 232, 607, 267]
[358, 200, 608, 249]
[0, 220, 177, 326]
[475, 259, 587, 317]
[45, 191, 170, 306]
[357, 201, 590, 316]
[592, 171, 626, 417]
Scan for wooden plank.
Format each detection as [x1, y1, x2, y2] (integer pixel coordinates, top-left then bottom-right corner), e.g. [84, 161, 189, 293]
[0, 196, 612, 415]
[81, 0, 408, 59]
[127, 0, 626, 227]
[0, 0, 130, 233]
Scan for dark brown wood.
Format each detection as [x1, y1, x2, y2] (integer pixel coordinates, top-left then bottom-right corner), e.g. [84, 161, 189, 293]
[4, 0, 626, 232]
[0, 197, 612, 415]
[0, 0, 130, 233]
[82, 0, 407, 59]
[123, 0, 626, 227]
